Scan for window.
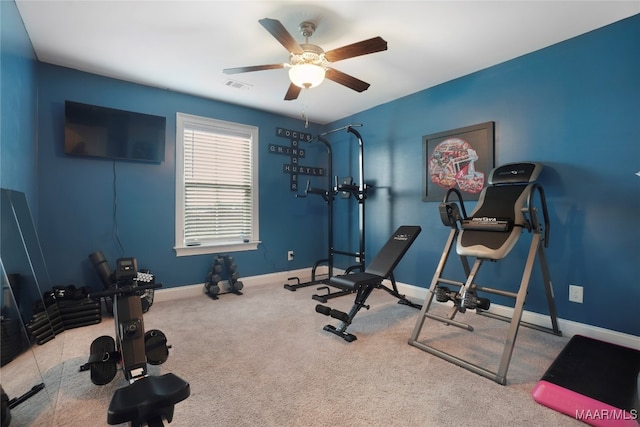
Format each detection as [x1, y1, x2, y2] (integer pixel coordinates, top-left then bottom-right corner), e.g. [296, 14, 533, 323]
[175, 113, 259, 256]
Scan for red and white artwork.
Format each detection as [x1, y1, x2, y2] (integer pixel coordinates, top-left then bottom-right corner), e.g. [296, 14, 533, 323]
[428, 137, 485, 194]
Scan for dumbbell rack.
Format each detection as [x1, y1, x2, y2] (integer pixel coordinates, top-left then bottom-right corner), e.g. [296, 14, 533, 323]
[204, 255, 244, 299]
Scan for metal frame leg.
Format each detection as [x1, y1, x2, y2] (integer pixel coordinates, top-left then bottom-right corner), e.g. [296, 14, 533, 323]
[409, 232, 562, 385]
[322, 285, 375, 342]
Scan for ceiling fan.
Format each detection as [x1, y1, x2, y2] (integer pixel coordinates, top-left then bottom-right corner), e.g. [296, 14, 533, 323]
[223, 18, 388, 101]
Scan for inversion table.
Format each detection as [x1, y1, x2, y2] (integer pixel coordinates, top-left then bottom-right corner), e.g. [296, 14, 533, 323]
[408, 162, 561, 385]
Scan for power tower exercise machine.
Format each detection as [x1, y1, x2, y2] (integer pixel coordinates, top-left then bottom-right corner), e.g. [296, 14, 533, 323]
[82, 257, 190, 426]
[408, 162, 561, 385]
[284, 125, 369, 303]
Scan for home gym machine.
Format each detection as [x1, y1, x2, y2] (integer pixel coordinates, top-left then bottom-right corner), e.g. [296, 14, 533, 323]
[81, 257, 190, 426]
[408, 162, 561, 385]
[89, 251, 155, 315]
[284, 125, 368, 303]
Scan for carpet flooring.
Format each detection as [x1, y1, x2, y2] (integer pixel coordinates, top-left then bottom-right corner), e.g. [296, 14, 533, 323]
[2, 280, 583, 426]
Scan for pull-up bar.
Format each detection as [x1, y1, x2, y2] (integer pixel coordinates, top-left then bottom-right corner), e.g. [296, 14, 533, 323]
[318, 123, 363, 137]
[284, 124, 368, 301]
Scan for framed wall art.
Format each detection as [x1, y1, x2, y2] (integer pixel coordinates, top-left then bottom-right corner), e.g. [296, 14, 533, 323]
[422, 121, 495, 202]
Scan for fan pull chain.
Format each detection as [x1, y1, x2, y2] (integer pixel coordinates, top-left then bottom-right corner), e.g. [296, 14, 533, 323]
[299, 89, 310, 128]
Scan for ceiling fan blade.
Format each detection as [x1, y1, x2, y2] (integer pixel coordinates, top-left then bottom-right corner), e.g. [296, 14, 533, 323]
[325, 68, 371, 92]
[259, 18, 304, 55]
[284, 83, 302, 101]
[223, 64, 285, 74]
[324, 36, 388, 62]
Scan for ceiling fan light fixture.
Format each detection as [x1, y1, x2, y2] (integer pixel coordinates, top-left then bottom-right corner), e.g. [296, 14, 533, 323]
[224, 18, 385, 100]
[289, 63, 326, 89]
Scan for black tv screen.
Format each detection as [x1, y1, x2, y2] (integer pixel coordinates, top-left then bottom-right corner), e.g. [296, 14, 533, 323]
[64, 101, 166, 163]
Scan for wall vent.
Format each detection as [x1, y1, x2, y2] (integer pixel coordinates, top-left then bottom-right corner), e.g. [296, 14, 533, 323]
[224, 79, 252, 90]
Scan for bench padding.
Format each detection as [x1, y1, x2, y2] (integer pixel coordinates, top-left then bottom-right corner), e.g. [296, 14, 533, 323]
[456, 163, 543, 260]
[329, 225, 422, 288]
[107, 373, 190, 425]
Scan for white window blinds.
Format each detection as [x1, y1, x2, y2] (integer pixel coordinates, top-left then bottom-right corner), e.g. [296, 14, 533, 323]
[175, 113, 259, 255]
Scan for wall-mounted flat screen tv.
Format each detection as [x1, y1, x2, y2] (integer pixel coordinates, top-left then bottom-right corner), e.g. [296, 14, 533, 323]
[64, 100, 166, 163]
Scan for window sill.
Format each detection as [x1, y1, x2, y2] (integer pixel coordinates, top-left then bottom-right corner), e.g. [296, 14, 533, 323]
[174, 241, 260, 257]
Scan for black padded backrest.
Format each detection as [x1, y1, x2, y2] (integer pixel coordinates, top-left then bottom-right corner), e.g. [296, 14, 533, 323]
[459, 184, 530, 252]
[470, 184, 529, 224]
[488, 162, 543, 185]
[457, 162, 543, 260]
[365, 226, 422, 278]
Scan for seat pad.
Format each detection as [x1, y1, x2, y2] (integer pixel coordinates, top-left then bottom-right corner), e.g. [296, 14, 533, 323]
[107, 373, 190, 424]
[330, 272, 383, 290]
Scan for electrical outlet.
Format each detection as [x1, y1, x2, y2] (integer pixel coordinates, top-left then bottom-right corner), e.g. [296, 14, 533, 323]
[569, 284, 583, 303]
[287, 250, 294, 261]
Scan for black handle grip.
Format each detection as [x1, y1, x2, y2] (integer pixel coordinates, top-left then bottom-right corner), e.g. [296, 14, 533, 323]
[89, 282, 162, 299]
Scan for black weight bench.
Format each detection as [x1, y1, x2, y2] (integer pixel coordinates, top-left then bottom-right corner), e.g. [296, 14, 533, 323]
[315, 225, 422, 342]
[108, 373, 190, 427]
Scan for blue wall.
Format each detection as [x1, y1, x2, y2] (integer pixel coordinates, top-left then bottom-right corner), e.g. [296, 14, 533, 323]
[0, 0, 38, 209]
[2, 2, 639, 336]
[35, 64, 329, 289]
[328, 14, 640, 336]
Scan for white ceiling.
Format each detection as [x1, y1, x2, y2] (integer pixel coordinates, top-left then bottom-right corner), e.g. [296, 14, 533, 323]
[16, 1, 640, 124]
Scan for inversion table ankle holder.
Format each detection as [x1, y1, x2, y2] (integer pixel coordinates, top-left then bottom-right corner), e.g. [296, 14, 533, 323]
[315, 225, 422, 342]
[408, 162, 561, 385]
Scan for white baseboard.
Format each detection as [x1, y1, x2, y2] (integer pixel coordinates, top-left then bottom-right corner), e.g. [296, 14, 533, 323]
[155, 268, 639, 351]
[394, 281, 640, 351]
[154, 266, 327, 302]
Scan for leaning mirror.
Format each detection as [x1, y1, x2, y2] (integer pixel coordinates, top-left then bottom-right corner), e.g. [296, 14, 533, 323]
[1, 188, 63, 425]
